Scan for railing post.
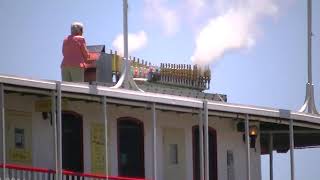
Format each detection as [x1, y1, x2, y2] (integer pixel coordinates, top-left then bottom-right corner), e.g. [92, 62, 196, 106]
[269, 133, 273, 180]
[102, 96, 109, 176]
[56, 82, 63, 180]
[199, 110, 204, 180]
[203, 100, 209, 180]
[0, 83, 6, 180]
[290, 119, 295, 180]
[245, 114, 251, 180]
[52, 90, 58, 180]
[152, 102, 157, 180]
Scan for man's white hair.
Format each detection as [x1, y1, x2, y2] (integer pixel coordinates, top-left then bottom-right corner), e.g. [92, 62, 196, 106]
[71, 22, 84, 35]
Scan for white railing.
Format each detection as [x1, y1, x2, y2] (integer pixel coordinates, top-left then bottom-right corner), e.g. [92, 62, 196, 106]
[0, 164, 149, 180]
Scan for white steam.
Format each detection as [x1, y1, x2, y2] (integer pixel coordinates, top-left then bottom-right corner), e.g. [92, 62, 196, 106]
[112, 31, 148, 56]
[191, 0, 279, 65]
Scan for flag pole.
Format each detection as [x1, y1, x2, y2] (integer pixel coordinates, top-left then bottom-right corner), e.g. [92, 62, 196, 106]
[112, 0, 143, 91]
[299, 0, 318, 114]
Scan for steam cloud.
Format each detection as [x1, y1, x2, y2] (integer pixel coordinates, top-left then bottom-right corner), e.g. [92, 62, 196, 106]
[191, 0, 279, 65]
[112, 31, 148, 56]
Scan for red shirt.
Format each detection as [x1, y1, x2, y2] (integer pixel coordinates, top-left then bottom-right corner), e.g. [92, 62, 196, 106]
[61, 35, 89, 68]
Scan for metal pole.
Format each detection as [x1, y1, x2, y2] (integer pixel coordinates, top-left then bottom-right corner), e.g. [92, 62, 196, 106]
[299, 0, 318, 114]
[308, 0, 312, 84]
[245, 114, 251, 180]
[152, 103, 157, 180]
[289, 119, 295, 180]
[112, 0, 143, 91]
[269, 134, 273, 180]
[51, 91, 58, 180]
[123, 0, 129, 89]
[102, 96, 109, 176]
[57, 82, 63, 180]
[199, 110, 204, 180]
[0, 84, 6, 180]
[203, 101, 209, 180]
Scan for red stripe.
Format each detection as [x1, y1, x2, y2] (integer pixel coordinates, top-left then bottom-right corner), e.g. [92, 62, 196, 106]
[0, 164, 149, 180]
[0, 164, 55, 173]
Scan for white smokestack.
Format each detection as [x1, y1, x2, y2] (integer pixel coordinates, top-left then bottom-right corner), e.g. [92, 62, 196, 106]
[191, 0, 279, 65]
[112, 30, 148, 56]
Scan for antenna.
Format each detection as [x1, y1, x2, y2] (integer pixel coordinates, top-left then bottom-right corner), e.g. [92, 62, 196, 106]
[299, 0, 318, 114]
[112, 0, 143, 91]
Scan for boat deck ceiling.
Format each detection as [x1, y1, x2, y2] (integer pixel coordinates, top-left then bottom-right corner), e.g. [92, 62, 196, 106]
[1, 74, 320, 130]
[260, 123, 320, 154]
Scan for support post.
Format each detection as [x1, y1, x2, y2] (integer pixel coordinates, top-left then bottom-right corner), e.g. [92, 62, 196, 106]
[245, 114, 251, 180]
[199, 110, 204, 180]
[51, 91, 58, 180]
[0, 84, 6, 180]
[102, 96, 109, 176]
[203, 100, 209, 180]
[56, 82, 63, 180]
[289, 119, 295, 180]
[269, 134, 273, 180]
[152, 103, 157, 180]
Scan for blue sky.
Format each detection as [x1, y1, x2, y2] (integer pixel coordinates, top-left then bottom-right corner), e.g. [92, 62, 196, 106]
[0, 0, 320, 179]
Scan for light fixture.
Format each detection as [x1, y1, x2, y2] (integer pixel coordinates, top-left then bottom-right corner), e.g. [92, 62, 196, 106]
[237, 122, 258, 149]
[249, 125, 258, 149]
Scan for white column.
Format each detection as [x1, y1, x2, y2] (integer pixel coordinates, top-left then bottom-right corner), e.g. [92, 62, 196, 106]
[152, 103, 157, 180]
[289, 119, 295, 180]
[0, 84, 6, 180]
[56, 82, 63, 180]
[203, 100, 209, 180]
[51, 91, 58, 180]
[245, 114, 251, 180]
[199, 110, 204, 180]
[269, 134, 273, 180]
[102, 96, 109, 176]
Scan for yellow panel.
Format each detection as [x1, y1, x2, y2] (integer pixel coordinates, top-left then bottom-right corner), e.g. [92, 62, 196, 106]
[9, 149, 32, 164]
[34, 99, 69, 112]
[91, 123, 106, 173]
[112, 54, 117, 72]
[5, 110, 32, 166]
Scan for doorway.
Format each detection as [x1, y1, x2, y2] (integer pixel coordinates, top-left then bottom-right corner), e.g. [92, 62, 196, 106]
[62, 112, 83, 172]
[117, 118, 145, 178]
[193, 126, 217, 180]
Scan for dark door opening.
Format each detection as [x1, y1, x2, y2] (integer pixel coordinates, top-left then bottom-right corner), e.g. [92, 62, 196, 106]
[118, 118, 145, 178]
[62, 112, 83, 172]
[193, 126, 217, 180]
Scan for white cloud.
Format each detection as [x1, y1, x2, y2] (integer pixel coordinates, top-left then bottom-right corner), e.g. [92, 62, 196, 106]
[112, 31, 148, 56]
[186, 0, 206, 17]
[144, 0, 179, 36]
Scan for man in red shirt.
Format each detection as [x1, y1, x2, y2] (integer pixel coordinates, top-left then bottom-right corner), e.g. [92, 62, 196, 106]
[61, 22, 90, 82]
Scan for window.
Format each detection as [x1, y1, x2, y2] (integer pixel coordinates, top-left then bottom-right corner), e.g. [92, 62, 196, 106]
[15, 128, 25, 149]
[169, 144, 178, 165]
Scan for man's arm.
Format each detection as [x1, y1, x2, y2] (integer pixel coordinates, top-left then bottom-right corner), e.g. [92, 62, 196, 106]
[80, 38, 90, 61]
